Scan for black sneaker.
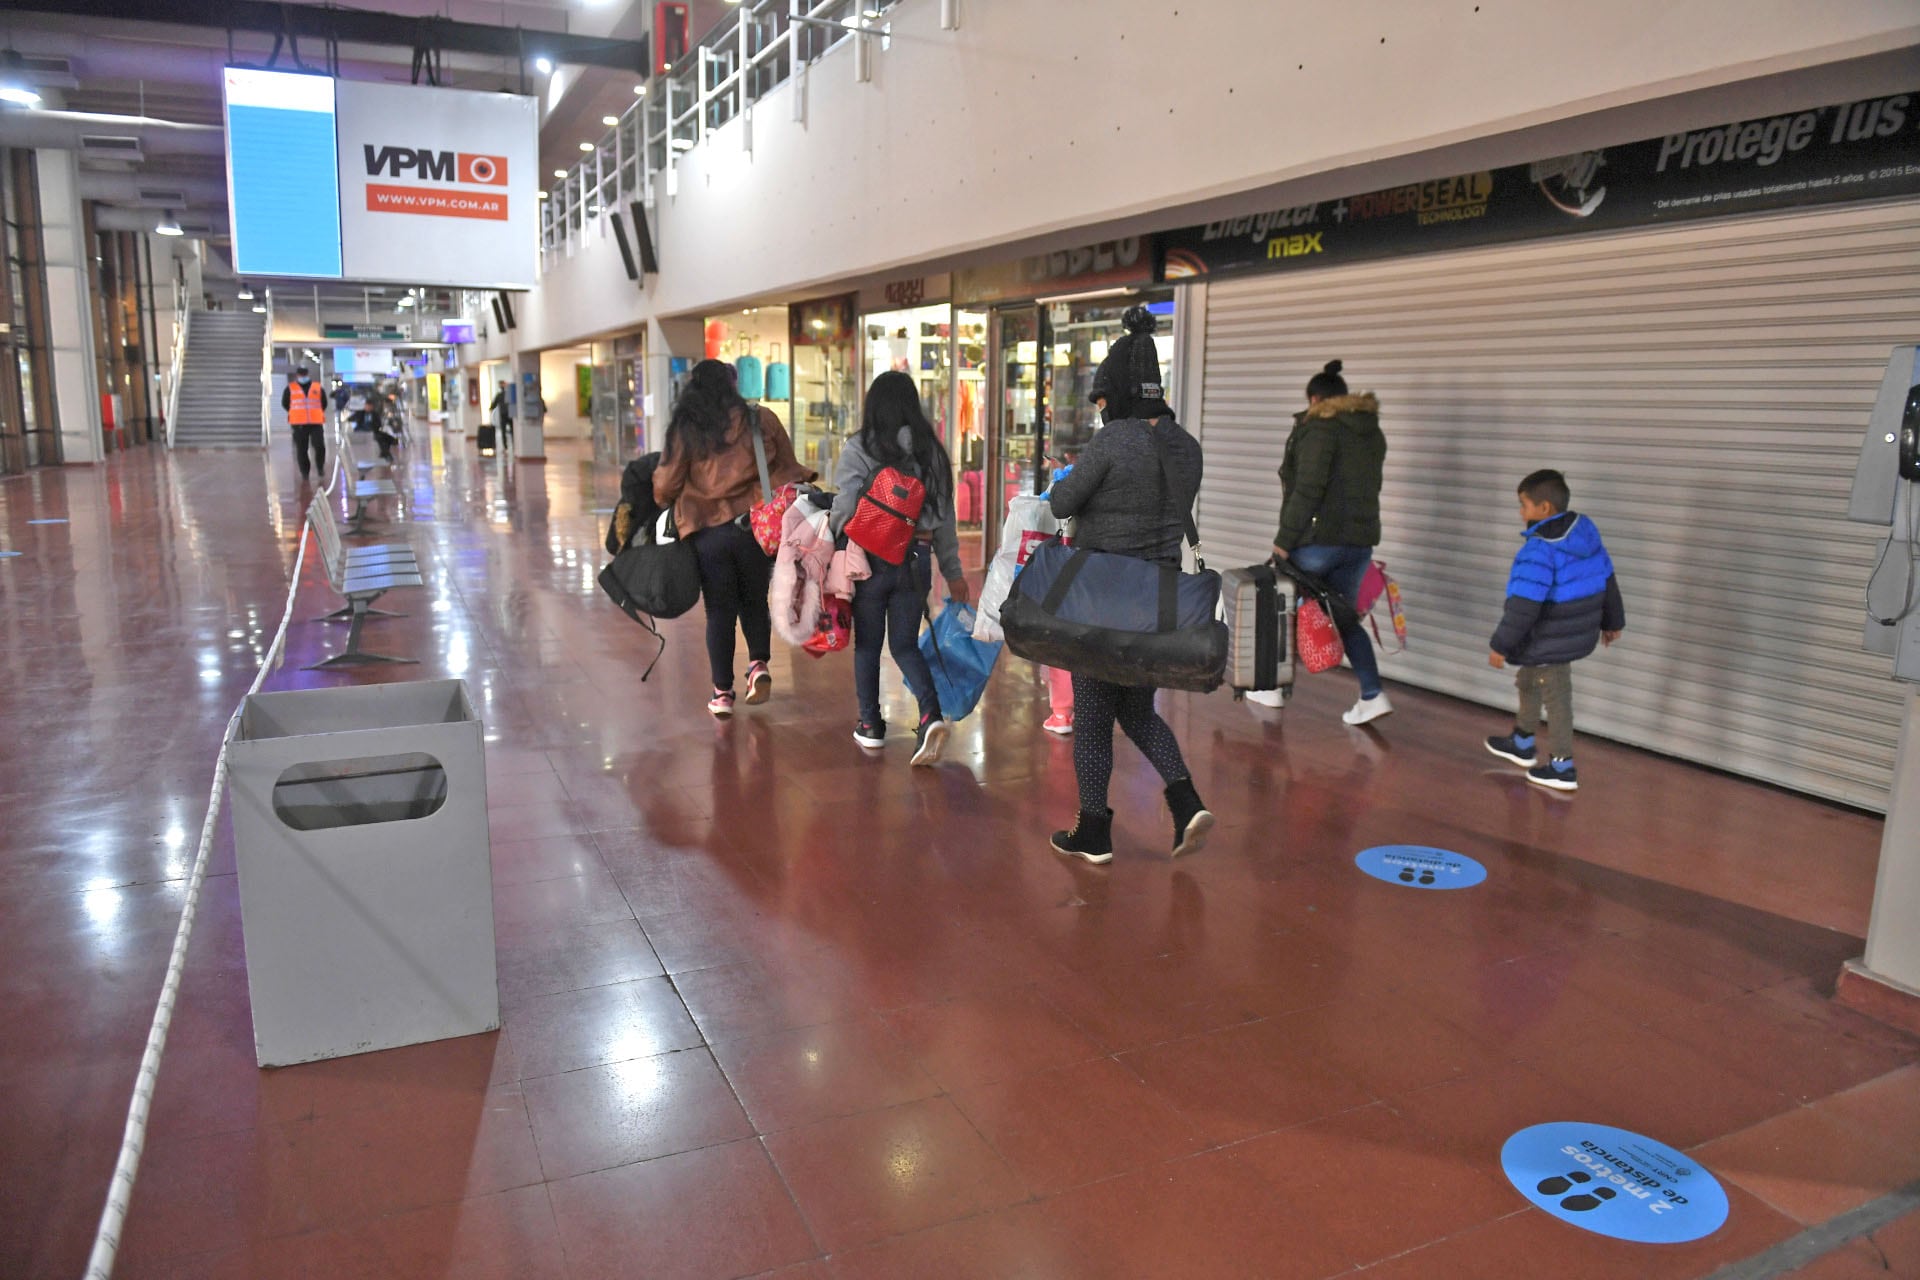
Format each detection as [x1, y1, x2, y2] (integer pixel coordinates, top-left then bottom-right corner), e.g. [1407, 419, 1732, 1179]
[910, 711, 950, 767]
[1527, 758, 1578, 791]
[854, 719, 886, 749]
[1486, 732, 1538, 767]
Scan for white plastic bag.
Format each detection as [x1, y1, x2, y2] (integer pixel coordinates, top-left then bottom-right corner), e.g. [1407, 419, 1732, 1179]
[974, 494, 1063, 643]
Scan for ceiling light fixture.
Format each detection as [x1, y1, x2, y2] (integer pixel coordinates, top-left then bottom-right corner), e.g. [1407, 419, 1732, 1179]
[601, 115, 619, 127]
[236, 286, 254, 300]
[251, 304, 266, 314]
[552, 168, 567, 179]
[578, 141, 595, 152]
[670, 137, 694, 151]
[154, 210, 183, 236]
[633, 84, 647, 96]
[0, 85, 41, 108]
[534, 57, 554, 74]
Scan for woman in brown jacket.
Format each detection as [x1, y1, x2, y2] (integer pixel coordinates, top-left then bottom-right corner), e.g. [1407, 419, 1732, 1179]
[654, 359, 815, 717]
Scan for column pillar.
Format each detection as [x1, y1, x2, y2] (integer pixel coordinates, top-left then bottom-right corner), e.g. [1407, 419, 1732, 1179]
[34, 150, 103, 465]
[513, 349, 545, 461]
[643, 314, 702, 453]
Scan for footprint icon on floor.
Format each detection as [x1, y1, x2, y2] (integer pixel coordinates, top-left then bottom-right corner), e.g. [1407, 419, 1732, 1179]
[1396, 868, 1437, 885]
[1537, 1170, 1618, 1212]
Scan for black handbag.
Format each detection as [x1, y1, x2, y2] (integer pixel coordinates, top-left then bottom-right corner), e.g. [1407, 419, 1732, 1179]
[598, 509, 700, 680]
[1001, 428, 1227, 693]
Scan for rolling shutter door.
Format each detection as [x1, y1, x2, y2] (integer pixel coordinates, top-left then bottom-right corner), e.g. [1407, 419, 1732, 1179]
[1194, 199, 1920, 809]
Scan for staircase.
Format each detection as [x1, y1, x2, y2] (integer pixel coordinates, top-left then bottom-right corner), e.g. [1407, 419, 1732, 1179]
[171, 311, 268, 448]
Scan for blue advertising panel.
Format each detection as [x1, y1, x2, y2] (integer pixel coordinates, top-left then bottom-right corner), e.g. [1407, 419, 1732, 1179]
[223, 68, 343, 278]
[1502, 1122, 1729, 1244]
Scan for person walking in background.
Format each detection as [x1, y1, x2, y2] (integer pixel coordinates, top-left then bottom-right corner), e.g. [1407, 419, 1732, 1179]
[1486, 469, 1626, 792]
[281, 365, 327, 484]
[490, 385, 514, 449]
[830, 370, 970, 765]
[1044, 306, 1213, 864]
[1268, 359, 1392, 725]
[654, 359, 815, 718]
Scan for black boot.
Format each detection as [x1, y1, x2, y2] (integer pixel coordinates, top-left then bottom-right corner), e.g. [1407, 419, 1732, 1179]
[1050, 809, 1113, 865]
[1166, 778, 1214, 858]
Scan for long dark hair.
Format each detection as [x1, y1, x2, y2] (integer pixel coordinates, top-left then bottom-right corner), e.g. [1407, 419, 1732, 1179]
[665, 358, 751, 461]
[859, 370, 951, 505]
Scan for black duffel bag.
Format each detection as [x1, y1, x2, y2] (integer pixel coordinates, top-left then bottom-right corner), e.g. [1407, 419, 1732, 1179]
[598, 508, 700, 680]
[1001, 540, 1227, 692]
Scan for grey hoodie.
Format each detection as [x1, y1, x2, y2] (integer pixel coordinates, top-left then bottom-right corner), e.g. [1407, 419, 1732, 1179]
[829, 427, 963, 582]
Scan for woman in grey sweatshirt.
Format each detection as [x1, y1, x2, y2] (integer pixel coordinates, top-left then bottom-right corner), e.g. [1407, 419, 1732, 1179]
[830, 371, 970, 765]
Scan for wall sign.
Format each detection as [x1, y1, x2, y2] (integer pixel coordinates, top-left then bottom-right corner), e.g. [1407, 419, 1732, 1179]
[1354, 845, 1486, 890]
[1160, 90, 1919, 282]
[322, 325, 408, 341]
[956, 238, 1154, 305]
[790, 294, 856, 347]
[1502, 1123, 1728, 1244]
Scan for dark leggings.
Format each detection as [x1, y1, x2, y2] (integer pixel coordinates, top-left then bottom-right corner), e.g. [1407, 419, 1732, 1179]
[1071, 674, 1190, 812]
[851, 542, 938, 725]
[689, 520, 773, 690]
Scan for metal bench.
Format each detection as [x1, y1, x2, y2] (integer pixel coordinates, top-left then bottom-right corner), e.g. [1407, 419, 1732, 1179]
[305, 495, 422, 670]
[339, 455, 400, 534]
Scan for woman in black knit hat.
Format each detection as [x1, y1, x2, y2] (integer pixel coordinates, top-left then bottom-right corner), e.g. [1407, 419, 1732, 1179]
[1042, 305, 1213, 864]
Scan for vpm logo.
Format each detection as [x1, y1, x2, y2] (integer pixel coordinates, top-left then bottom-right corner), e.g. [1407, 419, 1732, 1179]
[362, 145, 510, 221]
[364, 146, 509, 186]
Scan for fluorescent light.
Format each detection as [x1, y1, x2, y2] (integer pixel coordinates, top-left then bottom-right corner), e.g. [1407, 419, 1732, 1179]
[601, 115, 618, 127]
[0, 86, 41, 107]
[578, 141, 595, 152]
[154, 210, 183, 236]
[534, 57, 553, 74]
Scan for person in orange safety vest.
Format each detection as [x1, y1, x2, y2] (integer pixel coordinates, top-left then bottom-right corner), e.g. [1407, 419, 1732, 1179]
[281, 366, 328, 483]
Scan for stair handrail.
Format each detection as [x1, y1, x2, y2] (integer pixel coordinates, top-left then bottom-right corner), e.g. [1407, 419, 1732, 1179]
[163, 307, 189, 450]
[258, 295, 274, 448]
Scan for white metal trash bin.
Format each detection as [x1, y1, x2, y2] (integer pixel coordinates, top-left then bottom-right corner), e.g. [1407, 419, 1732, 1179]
[227, 679, 498, 1068]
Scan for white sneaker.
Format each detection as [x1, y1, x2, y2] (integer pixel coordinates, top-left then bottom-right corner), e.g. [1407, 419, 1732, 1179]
[1244, 688, 1285, 708]
[1342, 692, 1393, 726]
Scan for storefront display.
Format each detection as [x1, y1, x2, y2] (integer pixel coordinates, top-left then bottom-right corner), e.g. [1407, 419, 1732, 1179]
[788, 294, 856, 476]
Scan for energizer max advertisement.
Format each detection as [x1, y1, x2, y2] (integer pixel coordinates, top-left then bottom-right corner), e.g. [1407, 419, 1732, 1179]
[1159, 90, 1919, 281]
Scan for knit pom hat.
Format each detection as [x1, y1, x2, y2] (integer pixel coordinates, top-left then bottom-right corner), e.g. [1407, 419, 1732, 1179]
[1089, 305, 1169, 420]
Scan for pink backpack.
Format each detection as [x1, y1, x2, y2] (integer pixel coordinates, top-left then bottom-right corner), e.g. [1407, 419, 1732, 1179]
[1356, 561, 1408, 653]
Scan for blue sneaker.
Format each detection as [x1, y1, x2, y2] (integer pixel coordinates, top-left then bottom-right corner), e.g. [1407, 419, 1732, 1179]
[1527, 757, 1578, 792]
[1486, 732, 1537, 767]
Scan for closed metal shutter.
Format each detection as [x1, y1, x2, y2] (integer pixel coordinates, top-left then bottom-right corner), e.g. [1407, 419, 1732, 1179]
[1193, 199, 1920, 809]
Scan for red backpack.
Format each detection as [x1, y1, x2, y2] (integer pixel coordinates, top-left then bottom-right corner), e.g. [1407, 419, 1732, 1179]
[844, 465, 925, 564]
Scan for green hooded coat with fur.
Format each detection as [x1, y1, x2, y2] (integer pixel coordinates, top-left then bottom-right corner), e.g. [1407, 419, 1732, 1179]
[1274, 392, 1386, 551]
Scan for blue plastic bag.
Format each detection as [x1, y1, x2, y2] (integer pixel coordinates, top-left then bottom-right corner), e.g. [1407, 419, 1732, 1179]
[919, 601, 1001, 722]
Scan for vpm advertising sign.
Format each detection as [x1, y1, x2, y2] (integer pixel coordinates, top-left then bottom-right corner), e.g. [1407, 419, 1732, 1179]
[223, 69, 536, 288]
[335, 81, 537, 288]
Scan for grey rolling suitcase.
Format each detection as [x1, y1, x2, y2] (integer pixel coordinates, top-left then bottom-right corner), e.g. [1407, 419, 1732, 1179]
[1220, 562, 1295, 702]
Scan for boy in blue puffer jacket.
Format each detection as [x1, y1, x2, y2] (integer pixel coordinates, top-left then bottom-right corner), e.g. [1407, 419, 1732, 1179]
[1485, 469, 1626, 792]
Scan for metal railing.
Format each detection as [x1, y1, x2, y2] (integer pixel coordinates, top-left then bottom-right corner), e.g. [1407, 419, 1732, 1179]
[163, 307, 189, 450]
[258, 294, 274, 448]
[540, 0, 896, 262]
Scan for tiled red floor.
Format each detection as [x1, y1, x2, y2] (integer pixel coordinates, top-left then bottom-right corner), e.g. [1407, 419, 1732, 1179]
[5, 438, 1918, 1279]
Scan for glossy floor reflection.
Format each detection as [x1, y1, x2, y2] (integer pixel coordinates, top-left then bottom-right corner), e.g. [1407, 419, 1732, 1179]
[2, 434, 1917, 1279]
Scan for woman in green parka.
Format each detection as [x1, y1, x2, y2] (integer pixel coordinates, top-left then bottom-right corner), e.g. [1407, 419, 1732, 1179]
[1267, 359, 1391, 725]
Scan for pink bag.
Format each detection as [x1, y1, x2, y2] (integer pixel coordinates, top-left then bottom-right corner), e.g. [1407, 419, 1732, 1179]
[1356, 561, 1408, 653]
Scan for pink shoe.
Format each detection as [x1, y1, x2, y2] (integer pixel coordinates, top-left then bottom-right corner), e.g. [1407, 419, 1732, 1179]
[1043, 711, 1074, 736]
[744, 660, 772, 705]
[708, 688, 736, 718]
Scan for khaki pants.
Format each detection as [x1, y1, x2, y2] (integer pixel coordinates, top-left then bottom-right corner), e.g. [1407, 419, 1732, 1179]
[1516, 663, 1574, 759]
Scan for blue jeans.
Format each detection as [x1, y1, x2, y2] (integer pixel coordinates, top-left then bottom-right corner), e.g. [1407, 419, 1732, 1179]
[1289, 543, 1381, 699]
[852, 542, 939, 725]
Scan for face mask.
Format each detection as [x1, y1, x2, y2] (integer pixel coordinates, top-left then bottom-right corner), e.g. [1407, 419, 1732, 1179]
[297, 376, 311, 385]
